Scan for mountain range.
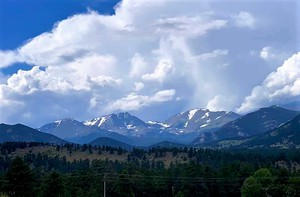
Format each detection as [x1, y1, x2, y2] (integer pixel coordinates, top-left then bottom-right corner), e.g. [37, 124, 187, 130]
[0, 105, 299, 149]
[38, 109, 240, 145]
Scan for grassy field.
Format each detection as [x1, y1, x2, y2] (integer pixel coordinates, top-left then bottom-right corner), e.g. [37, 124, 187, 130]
[6, 145, 190, 168]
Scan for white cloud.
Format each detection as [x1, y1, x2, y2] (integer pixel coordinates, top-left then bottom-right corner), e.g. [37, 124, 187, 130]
[88, 76, 122, 87]
[260, 47, 274, 61]
[142, 58, 174, 82]
[0, 50, 22, 68]
[134, 82, 144, 92]
[234, 11, 256, 28]
[238, 52, 300, 113]
[0, 0, 295, 126]
[206, 95, 236, 111]
[151, 89, 176, 102]
[153, 16, 227, 37]
[259, 46, 290, 66]
[2, 1, 229, 125]
[107, 89, 175, 111]
[4, 64, 121, 94]
[129, 53, 148, 78]
[197, 49, 228, 60]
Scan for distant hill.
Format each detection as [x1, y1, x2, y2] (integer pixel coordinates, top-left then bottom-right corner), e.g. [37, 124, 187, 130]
[210, 114, 300, 149]
[89, 137, 132, 150]
[75, 131, 134, 145]
[0, 123, 66, 144]
[193, 106, 299, 145]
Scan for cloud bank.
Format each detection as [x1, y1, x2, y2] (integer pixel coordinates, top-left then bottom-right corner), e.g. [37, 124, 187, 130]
[0, 1, 230, 125]
[238, 52, 300, 113]
[0, 0, 298, 126]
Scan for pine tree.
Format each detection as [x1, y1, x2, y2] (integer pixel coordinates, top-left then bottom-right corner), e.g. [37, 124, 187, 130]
[43, 171, 64, 197]
[5, 157, 36, 197]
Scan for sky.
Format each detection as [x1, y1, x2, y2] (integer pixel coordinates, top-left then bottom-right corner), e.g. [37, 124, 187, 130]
[0, 0, 299, 127]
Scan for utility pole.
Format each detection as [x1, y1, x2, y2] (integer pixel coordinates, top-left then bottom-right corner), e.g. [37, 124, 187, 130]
[104, 174, 107, 197]
[172, 185, 175, 197]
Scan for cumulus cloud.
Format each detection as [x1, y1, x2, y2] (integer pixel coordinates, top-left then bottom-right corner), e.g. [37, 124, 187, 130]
[234, 11, 256, 28]
[142, 58, 174, 82]
[153, 16, 227, 37]
[151, 89, 176, 102]
[107, 89, 175, 111]
[129, 54, 148, 78]
[0, 0, 232, 126]
[238, 52, 300, 113]
[0, 51, 23, 68]
[134, 82, 144, 92]
[206, 95, 236, 112]
[0, 0, 295, 126]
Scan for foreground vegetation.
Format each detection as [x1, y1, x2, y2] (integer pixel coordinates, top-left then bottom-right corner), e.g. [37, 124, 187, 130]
[0, 142, 299, 196]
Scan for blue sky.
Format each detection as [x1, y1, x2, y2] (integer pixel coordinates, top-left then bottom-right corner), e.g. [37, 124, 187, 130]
[0, 0, 299, 127]
[0, 0, 118, 50]
[0, 0, 119, 75]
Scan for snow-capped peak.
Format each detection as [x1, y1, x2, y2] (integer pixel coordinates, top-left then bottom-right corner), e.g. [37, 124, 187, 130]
[98, 117, 107, 126]
[54, 120, 62, 125]
[83, 116, 107, 127]
[188, 109, 199, 120]
[54, 118, 77, 126]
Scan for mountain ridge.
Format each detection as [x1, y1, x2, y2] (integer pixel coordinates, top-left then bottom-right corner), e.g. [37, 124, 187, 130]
[192, 105, 299, 145]
[207, 113, 300, 149]
[38, 108, 239, 145]
[0, 123, 66, 144]
[2, 105, 299, 149]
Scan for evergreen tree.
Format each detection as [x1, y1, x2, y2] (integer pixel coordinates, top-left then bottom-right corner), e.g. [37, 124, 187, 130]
[5, 157, 36, 197]
[43, 171, 64, 197]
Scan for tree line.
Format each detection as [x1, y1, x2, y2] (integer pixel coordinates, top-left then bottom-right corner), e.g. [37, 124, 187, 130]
[0, 142, 299, 196]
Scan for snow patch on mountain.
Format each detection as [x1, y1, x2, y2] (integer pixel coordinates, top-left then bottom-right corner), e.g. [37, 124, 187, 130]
[126, 124, 136, 129]
[84, 117, 107, 127]
[83, 118, 99, 126]
[147, 121, 170, 128]
[184, 122, 188, 128]
[54, 120, 62, 125]
[98, 117, 107, 126]
[201, 112, 210, 119]
[188, 109, 199, 120]
[200, 123, 208, 128]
